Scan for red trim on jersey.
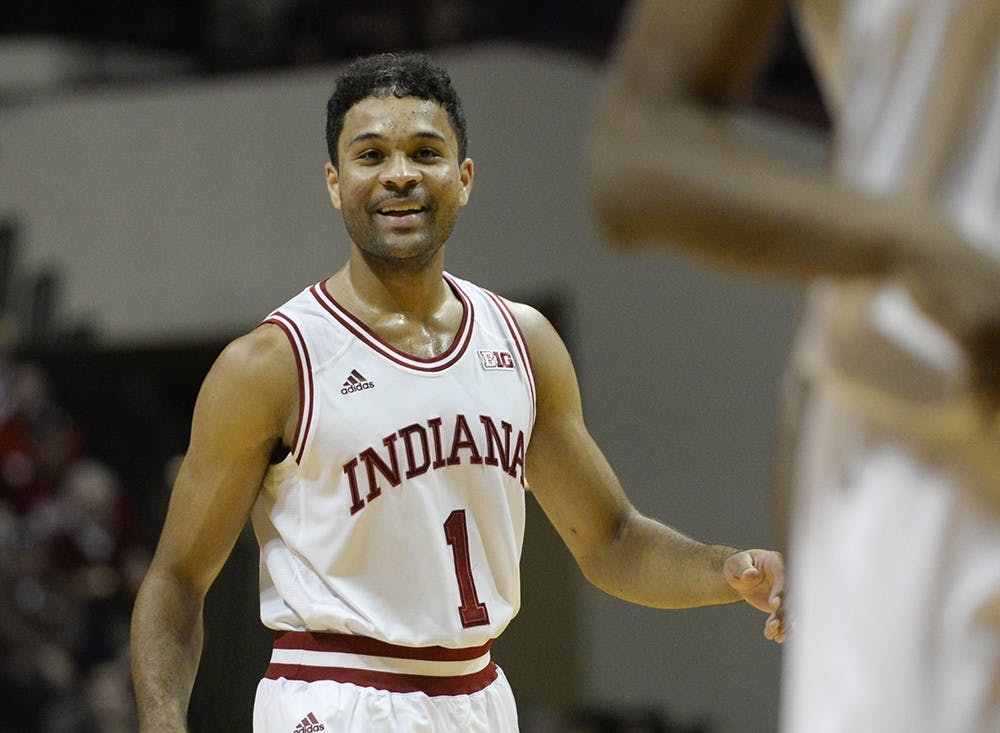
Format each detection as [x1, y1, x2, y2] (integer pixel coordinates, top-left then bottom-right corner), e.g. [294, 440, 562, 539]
[266, 631, 498, 696]
[263, 313, 315, 464]
[263, 661, 499, 696]
[308, 275, 474, 372]
[273, 630, 492, 660]
[483, 291, 537, 423]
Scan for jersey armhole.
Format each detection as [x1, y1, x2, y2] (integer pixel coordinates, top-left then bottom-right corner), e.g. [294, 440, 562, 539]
[482, 291, 537, 428]
[262, 313, 314, 464]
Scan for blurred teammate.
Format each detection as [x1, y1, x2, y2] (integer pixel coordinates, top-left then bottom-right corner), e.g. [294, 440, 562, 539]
[130, 51, 785, 733]
[587, 2, 1000, 731]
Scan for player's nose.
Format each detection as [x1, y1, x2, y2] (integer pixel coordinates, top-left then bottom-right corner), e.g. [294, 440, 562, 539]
[379, 152, 421, 190]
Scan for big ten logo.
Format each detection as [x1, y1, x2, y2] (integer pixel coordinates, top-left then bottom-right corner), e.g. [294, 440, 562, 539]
[478, 350, 515, 370]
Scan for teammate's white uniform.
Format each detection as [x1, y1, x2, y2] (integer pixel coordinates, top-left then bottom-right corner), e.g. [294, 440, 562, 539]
[782, 2, 1000, 731]
[250, 273, 535, 733]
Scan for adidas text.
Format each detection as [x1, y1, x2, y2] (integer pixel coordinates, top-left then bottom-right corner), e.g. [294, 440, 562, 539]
[293, 712, 325, 732]
[341, 369, 375, 394]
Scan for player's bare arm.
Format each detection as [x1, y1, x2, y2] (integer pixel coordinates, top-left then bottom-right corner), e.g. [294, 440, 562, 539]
[587, 0, 1000, 339]
[589, 0, 1000, 468]
[131, 324, 298, 731]
[588, 0, 908, 277]
[510, 301, 785, 642]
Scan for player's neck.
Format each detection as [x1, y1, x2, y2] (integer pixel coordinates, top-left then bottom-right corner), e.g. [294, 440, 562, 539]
[325, 251, 464, 359]
[330, 247, 453, 321]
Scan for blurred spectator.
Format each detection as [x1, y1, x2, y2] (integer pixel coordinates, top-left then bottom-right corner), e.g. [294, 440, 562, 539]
[0, 495, 83, 733]
[37, 458, 145, 600]
[0, 359, 146, 733]
[30, 458, 148, 664]
[42, 654, 137, 733]
[0, 362, 84, 516]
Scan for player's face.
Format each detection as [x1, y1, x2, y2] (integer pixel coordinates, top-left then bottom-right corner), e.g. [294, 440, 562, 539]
[326, 96, 473, 266]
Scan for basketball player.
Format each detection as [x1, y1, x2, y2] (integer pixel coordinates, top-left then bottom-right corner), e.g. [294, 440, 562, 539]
[586, 2, 1000, 731]
[130, 52, 786, 733]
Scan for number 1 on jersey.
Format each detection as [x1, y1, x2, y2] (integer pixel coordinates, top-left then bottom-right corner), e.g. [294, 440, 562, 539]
[444, 509, 490, 628]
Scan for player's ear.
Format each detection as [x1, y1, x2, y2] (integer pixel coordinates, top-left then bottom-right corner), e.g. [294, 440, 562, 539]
[458, 158, 474, 207]
[326, 162, 342, 210]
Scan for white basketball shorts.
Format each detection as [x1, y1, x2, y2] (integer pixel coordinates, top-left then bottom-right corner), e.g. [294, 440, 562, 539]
[252, 631, 519, 733]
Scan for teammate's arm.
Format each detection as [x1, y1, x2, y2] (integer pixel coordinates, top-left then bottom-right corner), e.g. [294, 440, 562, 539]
[585, 0, 895, 276]
[589, 0, 1000, 458]
[130, 325, 297, 732]
[587, 0, 868, 275]
[587, 1, 1000, 302]
[513, 302, 785, 642]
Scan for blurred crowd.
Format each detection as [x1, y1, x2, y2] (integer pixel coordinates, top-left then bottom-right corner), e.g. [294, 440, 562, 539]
[0, 358, 146, 733]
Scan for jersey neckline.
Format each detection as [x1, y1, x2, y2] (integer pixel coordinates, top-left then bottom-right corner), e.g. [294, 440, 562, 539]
[309, 272, 475, 372]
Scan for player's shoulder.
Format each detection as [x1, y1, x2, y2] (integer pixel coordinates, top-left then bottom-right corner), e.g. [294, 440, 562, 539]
[447, 273, 564, 354]
[446, 273, 554, 340]
[489, 297, 568, 367]
[210, 322, 297, 388]
[505, 300, 544, 333]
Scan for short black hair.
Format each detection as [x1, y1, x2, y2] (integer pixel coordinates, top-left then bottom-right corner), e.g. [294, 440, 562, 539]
[325, 52, 469, 167]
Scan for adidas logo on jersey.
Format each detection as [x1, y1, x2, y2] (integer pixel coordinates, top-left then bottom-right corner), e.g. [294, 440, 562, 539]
[341, 368, 375, 395]
[292, 712, 325, 733]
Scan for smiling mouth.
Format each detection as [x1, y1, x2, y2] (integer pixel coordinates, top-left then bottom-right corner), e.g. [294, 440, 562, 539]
[376, 203, 427, 217]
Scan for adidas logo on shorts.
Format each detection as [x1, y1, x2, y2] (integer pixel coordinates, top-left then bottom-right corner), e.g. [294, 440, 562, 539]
[340, 368, 375, 395]
[293, 712, 325, 732]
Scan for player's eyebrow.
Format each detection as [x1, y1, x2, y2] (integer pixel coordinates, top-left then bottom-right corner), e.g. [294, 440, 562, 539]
[410, 131, 449, 145]
[347, 131, 449, 147]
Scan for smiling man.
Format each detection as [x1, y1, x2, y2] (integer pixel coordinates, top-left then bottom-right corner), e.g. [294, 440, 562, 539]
[130, 52, 786, 733]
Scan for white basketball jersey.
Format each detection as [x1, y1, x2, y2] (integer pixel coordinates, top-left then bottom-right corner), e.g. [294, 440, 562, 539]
[251, 273, 535, 651]
[784, 2, 1000, 732]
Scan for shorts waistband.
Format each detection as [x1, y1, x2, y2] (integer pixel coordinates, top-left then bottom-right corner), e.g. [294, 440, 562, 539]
[264, 631, 498, 696]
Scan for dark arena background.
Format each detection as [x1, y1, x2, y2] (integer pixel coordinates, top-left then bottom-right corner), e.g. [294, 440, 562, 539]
[0, 3, 826, 732]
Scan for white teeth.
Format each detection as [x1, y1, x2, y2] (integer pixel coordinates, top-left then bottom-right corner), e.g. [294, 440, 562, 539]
[378, 203, 423, 214]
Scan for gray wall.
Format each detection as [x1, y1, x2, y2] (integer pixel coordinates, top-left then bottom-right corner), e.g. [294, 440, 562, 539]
[1, 45, 808, 732]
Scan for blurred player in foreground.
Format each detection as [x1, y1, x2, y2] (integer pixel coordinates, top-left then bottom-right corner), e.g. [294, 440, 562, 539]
[587, 1, 1000, 731]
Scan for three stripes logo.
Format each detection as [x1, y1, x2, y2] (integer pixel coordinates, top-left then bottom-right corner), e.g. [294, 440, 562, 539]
[340, 368, 376, 395]
[292, 712, 325, 732]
